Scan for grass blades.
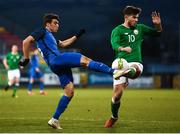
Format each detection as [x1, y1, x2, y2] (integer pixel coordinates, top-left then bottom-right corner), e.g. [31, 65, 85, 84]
[0, 88, 180, 133]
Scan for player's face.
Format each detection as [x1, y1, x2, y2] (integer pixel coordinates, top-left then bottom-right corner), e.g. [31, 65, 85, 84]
[11, 45, 18, 53]
[48, 19, 59, 32]
[126, 14, 139, 27]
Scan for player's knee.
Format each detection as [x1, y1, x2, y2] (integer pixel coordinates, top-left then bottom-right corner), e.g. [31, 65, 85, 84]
[64, 82, 75, 98]
[130, 65, 141, 79]
[65, 88, 74, 98]
[8, 81, 13, 86]
[15, 83, 19, 87]
[80, 56, 92, 67]
[30, 79, 34, 83]
[113, 90, 123, 102]
[113, 85, 124, 101]
[114, 91, 123, 102]
[40, 77, 44, 82]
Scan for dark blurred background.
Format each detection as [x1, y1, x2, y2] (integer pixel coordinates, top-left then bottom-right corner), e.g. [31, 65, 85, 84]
[0, 0, 180, 88]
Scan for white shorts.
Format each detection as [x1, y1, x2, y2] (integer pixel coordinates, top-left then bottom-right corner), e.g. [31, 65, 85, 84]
[7, 69, 20, 81]
[113, 62, 143, 86]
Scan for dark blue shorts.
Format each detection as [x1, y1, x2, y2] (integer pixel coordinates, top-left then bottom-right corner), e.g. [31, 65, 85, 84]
[49, 52, 82, 88]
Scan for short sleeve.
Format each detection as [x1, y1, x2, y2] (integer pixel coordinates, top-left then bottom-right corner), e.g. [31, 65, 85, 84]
[30, 28, 46, 41]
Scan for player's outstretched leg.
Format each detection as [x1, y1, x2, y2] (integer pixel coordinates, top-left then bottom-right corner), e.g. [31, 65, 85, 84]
[113, 69, 131, 79]
[87, 60, 130, 79]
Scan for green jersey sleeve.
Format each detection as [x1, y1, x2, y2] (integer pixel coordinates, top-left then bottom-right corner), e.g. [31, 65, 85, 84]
[140, 24, 161, 36]
[111, 27, 121, 52]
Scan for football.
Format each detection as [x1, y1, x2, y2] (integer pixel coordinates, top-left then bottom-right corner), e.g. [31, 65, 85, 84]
[112, 58, 129, 70]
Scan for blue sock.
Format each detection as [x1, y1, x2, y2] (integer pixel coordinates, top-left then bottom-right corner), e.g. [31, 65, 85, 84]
[53, 95, 71, 119]
[88, 61, 114, 74]
[28, 83, 33, 91]
[39, 81, 44, 91]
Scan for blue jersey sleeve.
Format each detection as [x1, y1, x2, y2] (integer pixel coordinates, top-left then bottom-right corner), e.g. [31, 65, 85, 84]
[31, 28, 46, 41]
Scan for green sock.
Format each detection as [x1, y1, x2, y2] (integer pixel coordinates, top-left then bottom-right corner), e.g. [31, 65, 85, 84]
[13, 85, 18, 96]
[125, 67, 136, 78]
[111, 101, 121, 118]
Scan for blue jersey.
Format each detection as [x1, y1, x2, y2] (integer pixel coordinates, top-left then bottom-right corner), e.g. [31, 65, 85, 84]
[31, 28, 60, 65]
[31, 28, 82, 88]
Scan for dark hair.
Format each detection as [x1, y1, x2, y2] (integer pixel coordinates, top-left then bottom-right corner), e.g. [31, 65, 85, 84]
[123, 6, 141, 16]
[43, 13, 60, 26]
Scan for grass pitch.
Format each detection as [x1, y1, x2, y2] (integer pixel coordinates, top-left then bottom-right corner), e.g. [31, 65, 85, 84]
[0, 88, 180, 133]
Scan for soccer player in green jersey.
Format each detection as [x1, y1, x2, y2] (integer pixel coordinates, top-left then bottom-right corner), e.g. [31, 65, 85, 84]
[104, 6, 162, 127]
[3, 45, 22, 98]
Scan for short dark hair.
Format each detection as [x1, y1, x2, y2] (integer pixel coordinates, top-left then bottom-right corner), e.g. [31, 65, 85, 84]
[123, 6, 141, 16]
[43, 13, 60, 26]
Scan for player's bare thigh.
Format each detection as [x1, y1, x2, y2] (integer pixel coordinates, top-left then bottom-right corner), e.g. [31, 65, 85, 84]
[80, 55, 92, 67]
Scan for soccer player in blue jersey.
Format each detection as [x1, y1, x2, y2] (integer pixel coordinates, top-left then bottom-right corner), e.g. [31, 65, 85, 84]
[19, 13, 127, 129]
[28, 49, 46, 96]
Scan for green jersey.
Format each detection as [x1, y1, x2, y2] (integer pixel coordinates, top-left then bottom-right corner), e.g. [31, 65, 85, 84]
[6, 52, 22, 70]
[111, 24, 159, 63]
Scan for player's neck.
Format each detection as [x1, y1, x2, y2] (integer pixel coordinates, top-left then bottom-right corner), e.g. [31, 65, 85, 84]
[45, 26, 52, 32]
[12, 52, 17, 55]
[122, 22, 130, 28]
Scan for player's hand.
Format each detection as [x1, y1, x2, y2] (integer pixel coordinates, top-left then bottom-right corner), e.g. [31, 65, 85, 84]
[5, 65, 9, 70]
[19, 59, 29, 68]
[75, 29, 85, 39]
[151, 11, 161, 25]
[119, 47, 132, 53]
[124, 47, 132, 53]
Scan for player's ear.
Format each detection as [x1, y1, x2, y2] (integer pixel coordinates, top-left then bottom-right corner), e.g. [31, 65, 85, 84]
[46, 22, 51, 28]
[127, 16, 132, 22]
[125, 15, 129, 21]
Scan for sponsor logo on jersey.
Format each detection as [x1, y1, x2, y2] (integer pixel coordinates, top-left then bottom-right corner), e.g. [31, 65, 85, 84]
[134, 29, 138, 35]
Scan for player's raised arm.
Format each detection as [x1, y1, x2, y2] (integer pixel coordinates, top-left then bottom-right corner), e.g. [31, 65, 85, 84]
[58, 36, 77, 48]
[19, 35, 35, 67]
[23, 35, 35, 59]
[58, 29, 85, 48]
[151, 11, 162, 32]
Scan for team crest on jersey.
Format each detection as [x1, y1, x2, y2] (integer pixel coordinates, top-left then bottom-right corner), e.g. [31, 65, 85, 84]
[133, 29, 138, 35]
